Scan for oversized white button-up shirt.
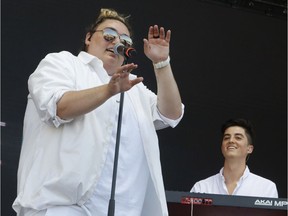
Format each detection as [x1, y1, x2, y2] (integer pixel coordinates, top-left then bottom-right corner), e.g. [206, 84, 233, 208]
[13, 51, 184, 216]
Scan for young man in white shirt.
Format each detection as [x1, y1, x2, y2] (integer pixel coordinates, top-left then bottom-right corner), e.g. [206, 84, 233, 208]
[191, 118, 278, 198]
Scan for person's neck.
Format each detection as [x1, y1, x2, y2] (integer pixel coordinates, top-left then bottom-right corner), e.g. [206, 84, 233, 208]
[223, 160, 246, 183]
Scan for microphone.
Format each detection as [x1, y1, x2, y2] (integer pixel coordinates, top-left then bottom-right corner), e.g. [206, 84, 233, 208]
[113, 43, 136, 58]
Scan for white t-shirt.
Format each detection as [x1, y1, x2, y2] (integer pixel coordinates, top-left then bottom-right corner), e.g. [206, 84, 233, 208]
[84, 93, 150, 216]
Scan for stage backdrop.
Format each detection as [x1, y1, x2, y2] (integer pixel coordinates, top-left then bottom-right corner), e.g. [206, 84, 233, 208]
[2, 0, 287, 216]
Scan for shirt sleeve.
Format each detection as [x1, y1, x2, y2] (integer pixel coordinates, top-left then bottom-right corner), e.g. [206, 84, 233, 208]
[190, 182, 201, 193]
[155, 103, 185, 129]
[28, 51, 76, 127]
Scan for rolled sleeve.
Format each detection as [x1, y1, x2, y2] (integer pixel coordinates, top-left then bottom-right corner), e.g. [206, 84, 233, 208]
[154, 103, 185, 129]
[28, 52, 76, 127]
[48, 90, 73, 127]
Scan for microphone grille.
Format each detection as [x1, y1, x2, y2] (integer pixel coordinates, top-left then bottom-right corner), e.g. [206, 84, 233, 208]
[113, 43, 125, 55]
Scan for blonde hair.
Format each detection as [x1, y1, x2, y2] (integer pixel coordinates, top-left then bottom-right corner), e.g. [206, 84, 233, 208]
[98, 8, 130, 24]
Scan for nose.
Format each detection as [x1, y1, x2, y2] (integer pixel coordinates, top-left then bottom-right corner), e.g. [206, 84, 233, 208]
[228, 137, 235, 143]
[112, 36, 122, 45]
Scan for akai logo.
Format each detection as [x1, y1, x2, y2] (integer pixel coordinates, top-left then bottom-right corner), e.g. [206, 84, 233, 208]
[254, 199, 273, 206]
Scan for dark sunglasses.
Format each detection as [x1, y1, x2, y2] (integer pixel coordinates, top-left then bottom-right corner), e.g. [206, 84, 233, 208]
[95, 27, 133, 47]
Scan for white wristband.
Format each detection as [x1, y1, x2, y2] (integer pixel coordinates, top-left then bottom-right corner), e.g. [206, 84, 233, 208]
[153, 56, 170, 69]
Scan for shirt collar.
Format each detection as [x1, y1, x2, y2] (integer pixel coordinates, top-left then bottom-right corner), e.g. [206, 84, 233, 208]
[78, 51, 104, 68]
[219, 166, 250, 181]
[78, 51, 112, 83]
[77, 51, 137, 81]
[242, 166, 250, 180]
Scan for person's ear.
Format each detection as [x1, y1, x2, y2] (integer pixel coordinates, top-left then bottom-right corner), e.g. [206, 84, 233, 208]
[85, 32, 92, 45]
[247, 145, 254, 154]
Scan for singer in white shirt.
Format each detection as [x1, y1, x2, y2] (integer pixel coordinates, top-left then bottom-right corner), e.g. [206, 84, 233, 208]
[13, 8, 184, 216]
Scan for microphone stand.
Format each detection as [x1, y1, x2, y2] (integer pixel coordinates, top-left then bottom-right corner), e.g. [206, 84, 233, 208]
[107, 56, 129, 216]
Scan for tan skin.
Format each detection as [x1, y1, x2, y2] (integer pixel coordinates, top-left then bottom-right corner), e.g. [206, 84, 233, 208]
[57, 19, 182, 121]
[221, 126, 254, 194]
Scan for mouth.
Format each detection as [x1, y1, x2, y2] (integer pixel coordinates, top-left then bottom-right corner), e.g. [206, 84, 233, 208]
[106, 47, 115, 54]
[227, 146, 237, 150]
[106, 48, 118, 59]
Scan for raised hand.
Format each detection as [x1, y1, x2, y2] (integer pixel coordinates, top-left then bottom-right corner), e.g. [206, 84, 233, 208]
[143, 25, 170, 63]
[108, 63, 143, 95]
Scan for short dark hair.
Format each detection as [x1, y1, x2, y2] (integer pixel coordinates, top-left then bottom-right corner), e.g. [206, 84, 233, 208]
[221, 118, 255, 145]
